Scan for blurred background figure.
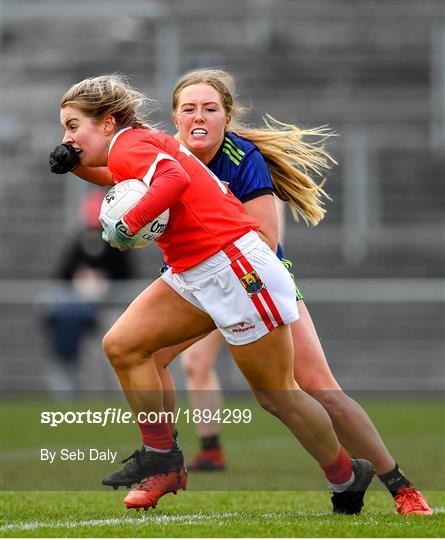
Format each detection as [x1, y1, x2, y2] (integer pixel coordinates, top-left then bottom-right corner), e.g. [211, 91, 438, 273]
[43, 189, 133, 394]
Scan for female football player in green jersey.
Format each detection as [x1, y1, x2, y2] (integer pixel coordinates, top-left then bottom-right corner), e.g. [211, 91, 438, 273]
[158, 68, 432, 516]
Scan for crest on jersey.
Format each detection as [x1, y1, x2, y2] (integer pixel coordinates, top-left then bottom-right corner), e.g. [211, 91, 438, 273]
[239, 270, 265, 297]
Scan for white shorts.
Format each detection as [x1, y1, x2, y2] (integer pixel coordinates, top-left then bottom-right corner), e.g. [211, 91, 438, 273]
[161, 231, 299, 345]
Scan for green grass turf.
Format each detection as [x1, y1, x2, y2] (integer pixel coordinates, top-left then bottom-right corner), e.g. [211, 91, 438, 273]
[1, 396, 444, 536]
[1, 490, 444, 537]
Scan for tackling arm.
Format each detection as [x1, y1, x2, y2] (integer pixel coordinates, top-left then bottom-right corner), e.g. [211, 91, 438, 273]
[243, 194, 279, 252]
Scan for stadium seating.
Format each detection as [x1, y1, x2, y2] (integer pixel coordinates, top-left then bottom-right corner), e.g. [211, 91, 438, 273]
[2, 0, 443, 391]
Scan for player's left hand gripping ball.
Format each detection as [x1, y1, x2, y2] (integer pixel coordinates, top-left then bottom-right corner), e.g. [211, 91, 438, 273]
[103, 218, 138, 252]
[49, 144, 81, 174]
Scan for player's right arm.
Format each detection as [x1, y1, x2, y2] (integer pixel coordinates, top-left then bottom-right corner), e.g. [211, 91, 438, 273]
[103, 130, 190, 251]
[73, 166, 114, 186]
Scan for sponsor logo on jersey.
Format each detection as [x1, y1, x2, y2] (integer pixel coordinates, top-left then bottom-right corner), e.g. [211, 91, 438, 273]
[239, 270, 265, 297]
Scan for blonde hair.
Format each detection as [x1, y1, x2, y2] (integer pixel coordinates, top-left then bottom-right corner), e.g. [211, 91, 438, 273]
[60, 74, 151, 130]
[172, 69, 336, 225]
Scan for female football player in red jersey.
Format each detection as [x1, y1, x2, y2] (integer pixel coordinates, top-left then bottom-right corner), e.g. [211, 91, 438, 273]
[155, 68, 431, 516]
[54, 74, 375, 513]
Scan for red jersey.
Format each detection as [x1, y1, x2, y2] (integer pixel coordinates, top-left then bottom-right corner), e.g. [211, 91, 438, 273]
[107, 127, 259, 272]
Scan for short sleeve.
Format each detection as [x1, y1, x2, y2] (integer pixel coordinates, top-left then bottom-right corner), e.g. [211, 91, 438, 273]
[231, 149, 274, 203]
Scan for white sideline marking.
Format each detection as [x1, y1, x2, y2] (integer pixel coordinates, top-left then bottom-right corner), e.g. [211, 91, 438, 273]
[2, 507, 443, 531]
[0, 513, 244, 532]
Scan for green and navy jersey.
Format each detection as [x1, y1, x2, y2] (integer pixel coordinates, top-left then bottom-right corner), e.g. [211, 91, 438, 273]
[207, 132, 274, 203]
[208, 131, 282, 259]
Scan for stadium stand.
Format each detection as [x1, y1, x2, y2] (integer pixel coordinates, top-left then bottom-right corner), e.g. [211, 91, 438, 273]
[2, 0, 444, 391]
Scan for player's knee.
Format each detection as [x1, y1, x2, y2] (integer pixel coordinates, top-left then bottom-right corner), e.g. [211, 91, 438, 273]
[298, 371, 341, 393]
[253, 391, 282, 419]
[181, 350, 211, 382]
[153, 349, 174, 369]
[102, 330, 134, 370]
[182, 357, 211, 385]
[103, 331, 120, 365]
[309, 389, 349, 420]
[254, 385, 303, 421]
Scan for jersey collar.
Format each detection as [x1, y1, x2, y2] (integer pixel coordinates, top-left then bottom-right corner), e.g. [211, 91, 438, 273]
[108, 127, 132, 156]
[207, 133, 229, 169]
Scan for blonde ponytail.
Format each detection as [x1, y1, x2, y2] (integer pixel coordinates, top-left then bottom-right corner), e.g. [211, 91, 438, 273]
[234, 115, 336, 225]
[172, 69, 336, 225]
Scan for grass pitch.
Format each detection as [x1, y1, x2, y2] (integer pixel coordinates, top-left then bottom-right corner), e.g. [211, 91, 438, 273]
[1, 396, 444, 537]
[1, 490, 444, 537]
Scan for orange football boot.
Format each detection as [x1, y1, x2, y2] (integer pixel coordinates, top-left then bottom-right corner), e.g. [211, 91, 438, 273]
[394, 486, 433, 515]
[123, 466, 187, 510]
